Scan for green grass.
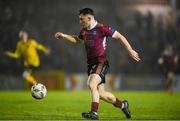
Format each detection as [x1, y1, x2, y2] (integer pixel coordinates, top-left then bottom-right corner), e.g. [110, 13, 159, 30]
[0, 91, 180, 120]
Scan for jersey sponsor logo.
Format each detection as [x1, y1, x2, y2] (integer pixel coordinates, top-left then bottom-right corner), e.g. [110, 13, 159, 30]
[93, 31, 97, 35]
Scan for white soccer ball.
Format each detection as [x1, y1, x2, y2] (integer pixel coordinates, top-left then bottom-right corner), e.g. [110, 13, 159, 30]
[31, 83, 47, 99]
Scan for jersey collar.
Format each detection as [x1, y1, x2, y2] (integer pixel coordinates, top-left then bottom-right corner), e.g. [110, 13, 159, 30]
[87, 21, 97, 30]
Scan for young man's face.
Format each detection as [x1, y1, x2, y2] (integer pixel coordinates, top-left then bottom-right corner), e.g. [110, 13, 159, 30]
[79, 14, 92, 28]
[19, 32, 28, 42]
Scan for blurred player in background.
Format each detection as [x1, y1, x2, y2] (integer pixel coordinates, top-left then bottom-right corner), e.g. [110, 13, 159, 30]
[5, 31, 49, 86]
[158, 44, 179, 94]
[55, 8, 140, 120]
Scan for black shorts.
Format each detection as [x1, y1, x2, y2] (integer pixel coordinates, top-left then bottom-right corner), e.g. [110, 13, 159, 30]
[87, 61, 109, 84]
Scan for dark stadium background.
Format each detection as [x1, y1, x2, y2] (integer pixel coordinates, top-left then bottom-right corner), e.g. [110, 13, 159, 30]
[0, 0, 180, 90]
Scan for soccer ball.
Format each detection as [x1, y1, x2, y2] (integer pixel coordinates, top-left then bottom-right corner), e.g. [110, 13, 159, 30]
[31, 83, 47, 99]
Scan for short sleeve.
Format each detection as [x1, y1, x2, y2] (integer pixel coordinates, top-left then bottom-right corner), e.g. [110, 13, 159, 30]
[102, 24, 116, 37]
[31, 39, 38, 45]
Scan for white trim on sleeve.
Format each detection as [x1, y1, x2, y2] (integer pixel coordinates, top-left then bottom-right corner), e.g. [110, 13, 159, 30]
[103, 37, 107, 50]
[112, 31, 118, 38]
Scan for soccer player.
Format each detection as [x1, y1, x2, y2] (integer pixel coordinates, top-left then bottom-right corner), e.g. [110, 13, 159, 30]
[158, 44, 179, 94]
[5, 31, 49, 86]
[55, 8, 140, 120]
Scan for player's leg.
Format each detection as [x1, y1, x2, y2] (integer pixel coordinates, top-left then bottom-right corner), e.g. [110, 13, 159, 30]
[82, 74, 101, 120]
[89, 74, 101, 103]
[82, 61, 110, 120]
[22, 69, 37, 85]
[167, 71, 174, 94]
[98, 83, 116, 103]
[98, 84, 131, 119]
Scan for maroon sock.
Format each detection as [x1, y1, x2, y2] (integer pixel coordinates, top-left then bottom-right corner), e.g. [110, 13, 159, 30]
[91, 102, 99, 112]
[113, 98, 122, 109]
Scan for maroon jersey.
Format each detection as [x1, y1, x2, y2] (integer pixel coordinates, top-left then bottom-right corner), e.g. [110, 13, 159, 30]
[161, 52, 177, 71]
[79, 22, 116, 65]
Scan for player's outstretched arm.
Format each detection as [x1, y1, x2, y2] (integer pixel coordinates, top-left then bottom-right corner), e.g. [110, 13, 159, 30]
[37, 44, 50, 55]
[4, 51, 21, 59]
[55, 32, 84, 44]
[113, 31, 141, 62]
[4, 43, 21, 59]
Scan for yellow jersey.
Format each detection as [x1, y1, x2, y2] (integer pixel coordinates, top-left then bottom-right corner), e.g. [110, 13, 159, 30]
[7, 39, 48, 67]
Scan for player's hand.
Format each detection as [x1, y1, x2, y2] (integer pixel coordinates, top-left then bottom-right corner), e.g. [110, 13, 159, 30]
[4, 51, 11, 56]
[55, 32, 64, 40]
[45, 48, 51, 55]
[128, 49, 141, 62]
[158, 58, 163, 64]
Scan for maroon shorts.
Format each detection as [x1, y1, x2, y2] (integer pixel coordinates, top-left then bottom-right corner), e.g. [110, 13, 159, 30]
[88, 61, 109, 84]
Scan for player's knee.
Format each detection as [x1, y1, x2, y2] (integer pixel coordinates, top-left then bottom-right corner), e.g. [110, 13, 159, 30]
[99, 93, 105, 100]
[100, 96, 105, 101]
[22, 71, 30, 79]
[99, 90, 106, 99]
[89, 82, 95, 90]
[99, 93, 109, 102]
[168, 72, 174, 80]
[98, 89, 103, 96]
[89, 81, 97, 91]
[88, 74, 101, 90]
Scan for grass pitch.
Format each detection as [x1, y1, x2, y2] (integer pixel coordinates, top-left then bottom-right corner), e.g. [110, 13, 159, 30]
[0, 91, 180, 120]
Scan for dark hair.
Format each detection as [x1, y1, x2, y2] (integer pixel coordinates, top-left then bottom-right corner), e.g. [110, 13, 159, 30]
[79, 8, 94, 16]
